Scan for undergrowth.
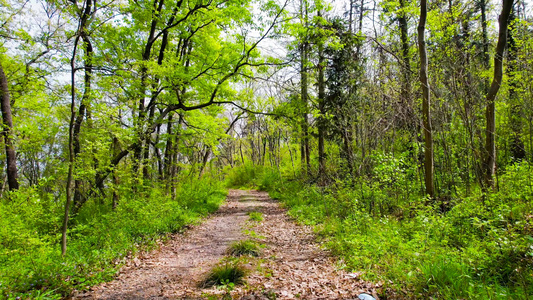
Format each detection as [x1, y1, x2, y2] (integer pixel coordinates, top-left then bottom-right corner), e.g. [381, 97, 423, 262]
[228, 240, 263, 257]
[201, 258, 248, 287]
[248, 211, 264, 222]
[228, 161, 533, 299]
[0, 177, 226, 299]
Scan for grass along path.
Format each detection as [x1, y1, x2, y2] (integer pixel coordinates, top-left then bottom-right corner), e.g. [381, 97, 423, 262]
[73, 190, 377, 299]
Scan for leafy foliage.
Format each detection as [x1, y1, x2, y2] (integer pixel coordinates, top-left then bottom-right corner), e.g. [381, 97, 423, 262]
[236, 162, 533, 299]
[0, 178, 226, 299]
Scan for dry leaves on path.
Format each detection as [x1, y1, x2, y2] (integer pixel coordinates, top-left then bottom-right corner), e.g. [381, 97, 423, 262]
[235, 190, 379, 300]
[72, 189, 379, 300]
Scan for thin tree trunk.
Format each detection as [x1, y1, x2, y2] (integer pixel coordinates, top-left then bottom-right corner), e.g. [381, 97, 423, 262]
[134, 0, 165, 176]
[399, 0, 412, 128]
[72, 32, 93, 211]
[483, 0, 514, 188]
[154, 118, 164, 179]
[418, 0, 435, 198]
[170, 114, 182, 200]
[62, 0, 94, 255]
[142, 105, 156, 179]
[240, 140, 245, 165]
[62, 31, 83, 256]
[164, 113, 174, 181]
[317, 9, 326, 182]
[198, 145, 211, 179]
[0, 61, 19, 191]
[480, 0, 490, 73]
[343, 128, 354, 176]
[507, 6, 524, 161]
[300, 0, 310, 176]
[112, 136, 120, 209]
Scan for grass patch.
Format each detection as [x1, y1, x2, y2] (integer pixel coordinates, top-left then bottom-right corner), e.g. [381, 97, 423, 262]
[248, 211, 263, 222]
[243, 229, 265, 240]
[0, 177, 227, 299]
[201, 259, 248, 287]
[228, 239, 262, 257]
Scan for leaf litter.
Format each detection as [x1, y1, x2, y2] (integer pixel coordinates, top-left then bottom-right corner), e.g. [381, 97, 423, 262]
[72, 190, 379, 299]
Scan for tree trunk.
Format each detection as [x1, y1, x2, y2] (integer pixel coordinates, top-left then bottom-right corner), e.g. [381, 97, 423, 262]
[507, 5, 524, 161]
[198, 145, 211, 178]
[343, 128, 354, 176]
[418, 0, 435, 198]
[480, 0, 490, 72]
[164, 113, 174, 181]
[398, 0, 413, 129]
[300, 0, 310, 176]
[170, 114, 182, 200]
[112, 136, 120, 209]
[0, 61, 19, 191]
[317, 9, 326, 182]
[134, 0, 166, 177]
[63, 34, 82, 256]
[483, 0, 514, 188]
[142, 105, 156, 179]
[72, 32, 93, 211]
[62, 0, 94, 255]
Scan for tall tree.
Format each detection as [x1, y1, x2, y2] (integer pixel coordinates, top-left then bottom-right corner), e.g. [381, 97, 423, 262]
[507, 4, 524, 161]
[398, 0, 413, 128]
[72, 0, 95, 211]
[483, 0, 515, 187]
[418, 0, 434, 198]
[300, 0, 311, 175]
[317, 8, 326, 181]
[62, 0, 97, 256]
[0, 60, 19, 191]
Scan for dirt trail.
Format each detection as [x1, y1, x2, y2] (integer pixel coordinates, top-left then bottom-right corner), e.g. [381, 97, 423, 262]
[74, 190, 377, 299]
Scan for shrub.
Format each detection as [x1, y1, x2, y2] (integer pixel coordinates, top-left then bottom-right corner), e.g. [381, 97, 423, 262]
[201, 259, 248, 287]
[248, 211, 263, 222]
[227, 240, 262, 257]
[226, 163, 263, 188]
[0, 177, 227, 299]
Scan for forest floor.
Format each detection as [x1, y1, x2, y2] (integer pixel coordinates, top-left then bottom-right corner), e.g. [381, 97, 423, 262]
[72, 190, 379, 299]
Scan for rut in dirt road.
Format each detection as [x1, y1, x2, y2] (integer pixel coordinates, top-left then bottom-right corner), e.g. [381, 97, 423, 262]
[74, 189, 378, 299]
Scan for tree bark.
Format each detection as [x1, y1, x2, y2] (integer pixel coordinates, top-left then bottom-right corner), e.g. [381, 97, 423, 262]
[112, 136, 120, 209]
[483, 0, 514, 188]
[0, 61, 19, 191]
[134, 0, 166, 177]
[300, 0, 310, 176]
[164, 113, 174, 181]
[72, 33, 93, 211]
[418, 0, 435, 198]
[480, 0, 490, 71]
[62, 0, 93, 255]
[507, 5, 524, 161]
[170, 114, 182, 200]
[198, 145, 211, 178]
[317, 10, 326, 182]
[398, 0, 413, 128]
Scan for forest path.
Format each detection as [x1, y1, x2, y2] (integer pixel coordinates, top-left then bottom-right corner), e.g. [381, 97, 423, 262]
[73, 189, 378, 299]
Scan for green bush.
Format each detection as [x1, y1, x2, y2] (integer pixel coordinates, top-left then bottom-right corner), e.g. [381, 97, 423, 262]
[248, 211, 263, 222]
[226, 163, 263, 188]
[227, 239, 262, 257]
[0, 177, 226, 299]
[201, 259, 248, 287]
[245, 161, 533, 299]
